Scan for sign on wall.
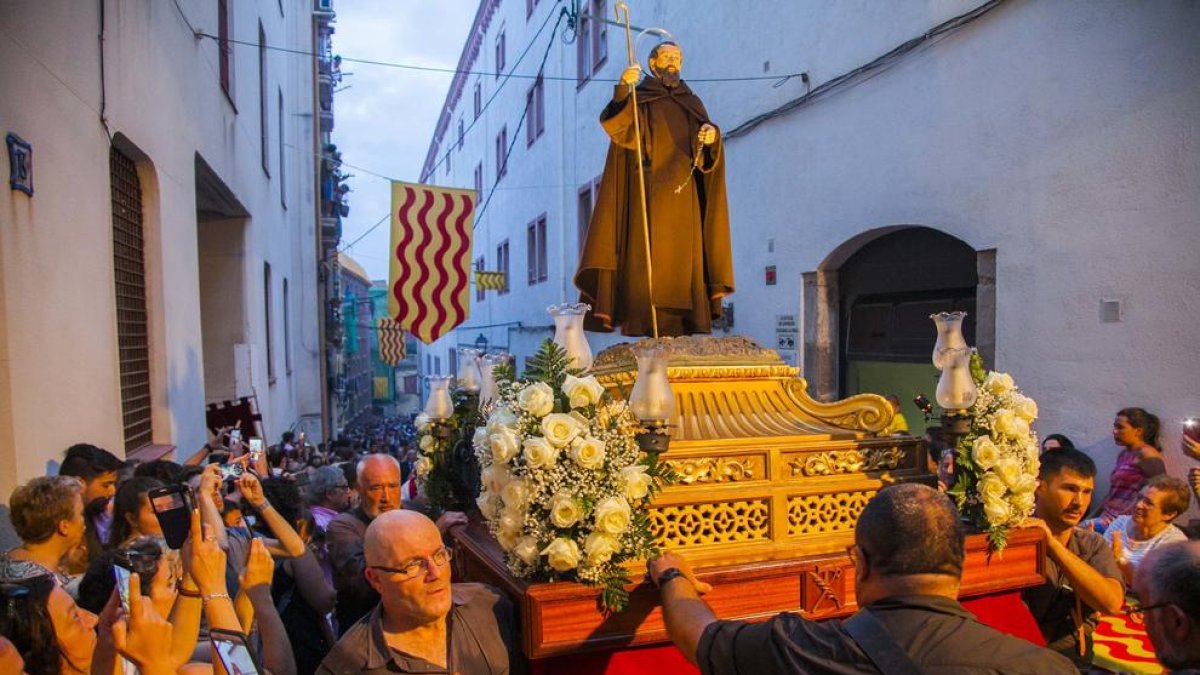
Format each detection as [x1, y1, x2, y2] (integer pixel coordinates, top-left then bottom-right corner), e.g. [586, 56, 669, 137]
[776, 314, 798, 351]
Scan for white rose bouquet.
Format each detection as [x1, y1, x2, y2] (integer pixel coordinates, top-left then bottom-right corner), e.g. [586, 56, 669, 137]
[474, 340, 670, 612]
[947, 352, 1041, 550]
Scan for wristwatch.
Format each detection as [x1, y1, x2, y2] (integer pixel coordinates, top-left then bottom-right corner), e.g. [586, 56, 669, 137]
[655, 567, 687, 589]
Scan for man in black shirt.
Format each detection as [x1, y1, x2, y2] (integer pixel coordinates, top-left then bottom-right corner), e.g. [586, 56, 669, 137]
[649, 483, 1075, 674]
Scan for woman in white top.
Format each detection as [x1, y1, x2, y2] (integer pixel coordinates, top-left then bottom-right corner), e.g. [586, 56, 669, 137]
[1104, 474, 1191, 588]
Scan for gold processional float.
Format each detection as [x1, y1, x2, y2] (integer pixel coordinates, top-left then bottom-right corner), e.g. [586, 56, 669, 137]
[447, 1, 1044, 659]
[452, 335, 1043, 659]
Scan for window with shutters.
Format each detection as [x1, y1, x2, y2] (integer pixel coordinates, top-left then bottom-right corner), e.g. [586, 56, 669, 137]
[495, 28, 506, 78]
[474, 257, 486, 302]
[495, 126, 508, 183]
[259, 22, 269, 175]
[578, 182, 595, 254]
[265, 262, 275, 382]
[527, 214, 547, 285]
[526, 71, 545, 146]
[278, 88, 286, 208]
[218, 0, 235, 106]
[457, 118, 464, 151]
[473, 162, 482, 199]
[110, 147, 153, 452]
[283, 277, 292, 374]
[473, 81, 482, 118]
[497, 240, 510, 295]
[577, 0, 608, 85]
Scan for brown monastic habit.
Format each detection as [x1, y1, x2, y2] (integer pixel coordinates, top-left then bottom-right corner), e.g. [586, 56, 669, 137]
[574, 76, 734, 337]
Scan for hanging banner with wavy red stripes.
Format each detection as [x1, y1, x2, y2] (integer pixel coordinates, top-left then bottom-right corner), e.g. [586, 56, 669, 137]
[388, 181, 475, 345]
[377, 318, 407, 366]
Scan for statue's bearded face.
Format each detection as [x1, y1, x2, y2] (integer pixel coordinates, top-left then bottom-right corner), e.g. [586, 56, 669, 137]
[650, 45, 683, 87]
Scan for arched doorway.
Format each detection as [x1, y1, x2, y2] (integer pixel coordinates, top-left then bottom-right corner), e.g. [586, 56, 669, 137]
[802, 227, 995, 432]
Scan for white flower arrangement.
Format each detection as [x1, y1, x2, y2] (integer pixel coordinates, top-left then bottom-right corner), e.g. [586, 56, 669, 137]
[948, 353, 1041, 550]
[473, 340, 668, 611]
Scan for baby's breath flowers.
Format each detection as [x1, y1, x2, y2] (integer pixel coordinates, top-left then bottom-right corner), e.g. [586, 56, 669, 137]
[473, 340, 671, 611]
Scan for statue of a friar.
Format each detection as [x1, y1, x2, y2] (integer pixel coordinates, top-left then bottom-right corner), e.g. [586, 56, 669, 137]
[574, 41, 734, 338]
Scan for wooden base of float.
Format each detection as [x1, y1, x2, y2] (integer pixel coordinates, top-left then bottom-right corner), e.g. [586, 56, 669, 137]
[450, 517, 1046, 660]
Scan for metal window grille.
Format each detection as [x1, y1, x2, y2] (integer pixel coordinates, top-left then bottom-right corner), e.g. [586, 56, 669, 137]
[110, 148, 152, 452]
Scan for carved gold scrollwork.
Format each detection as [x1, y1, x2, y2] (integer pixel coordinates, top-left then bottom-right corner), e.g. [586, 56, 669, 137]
[789, 446, 905, 477]
[781, 379, 892, 433]
[667, 457, 756, 485]
[648, 499, 771, 547]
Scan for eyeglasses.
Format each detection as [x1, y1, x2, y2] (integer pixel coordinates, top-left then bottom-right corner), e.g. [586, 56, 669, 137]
[1126, 599, 1173, 624]
[369, 547, 453, 582]
[846, 545, 860, 567]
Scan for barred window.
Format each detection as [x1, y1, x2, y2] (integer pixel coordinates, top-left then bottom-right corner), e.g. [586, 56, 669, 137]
[110, 147, 152, 452]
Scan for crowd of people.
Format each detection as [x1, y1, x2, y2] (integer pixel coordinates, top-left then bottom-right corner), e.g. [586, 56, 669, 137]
[0, 405, 1197, 674]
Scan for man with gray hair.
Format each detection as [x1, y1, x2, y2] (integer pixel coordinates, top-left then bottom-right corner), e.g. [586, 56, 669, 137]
[309, 465, 353, 535]
[327, 453, 467, 633]
[1133, 540, 1200, 672]
[649, 483, 1076, 673]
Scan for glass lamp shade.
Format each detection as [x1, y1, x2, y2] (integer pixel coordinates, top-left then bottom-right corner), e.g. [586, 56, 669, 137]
[457, 348, 482, 393]
[478, 353, 505, 407]
[422, 376, 456, 420]
[547, 303, 593, 371]
[935, 347, 978, 411]
[930, 311, 969, 370]
[628, 347, 674, 424]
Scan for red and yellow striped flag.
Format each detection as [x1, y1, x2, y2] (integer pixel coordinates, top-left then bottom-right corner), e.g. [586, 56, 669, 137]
[388, 181, 475, 344]
[377, 318, 407, 366]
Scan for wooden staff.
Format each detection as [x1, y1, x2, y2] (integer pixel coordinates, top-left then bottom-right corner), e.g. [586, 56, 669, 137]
[615, 1, 658, 339]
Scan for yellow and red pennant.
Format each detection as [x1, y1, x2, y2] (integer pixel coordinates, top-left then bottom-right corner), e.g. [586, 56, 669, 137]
[388, 181, 475, 344]
[475, 270, 506, 291]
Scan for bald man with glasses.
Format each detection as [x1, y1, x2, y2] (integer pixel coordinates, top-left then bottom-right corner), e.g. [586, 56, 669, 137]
[326, 454, 468, 634]
[318, 510, 524, 674]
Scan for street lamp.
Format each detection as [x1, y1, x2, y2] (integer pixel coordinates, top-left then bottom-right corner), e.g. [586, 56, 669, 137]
[475, 333, 489, 353]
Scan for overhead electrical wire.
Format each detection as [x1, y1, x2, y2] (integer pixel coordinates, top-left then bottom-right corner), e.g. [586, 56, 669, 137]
[726, 0, 1007, 138]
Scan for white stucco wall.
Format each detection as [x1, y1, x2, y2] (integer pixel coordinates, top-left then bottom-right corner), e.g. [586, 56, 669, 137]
[0, 0, 323, 498]
[420, 1, 1199, 518]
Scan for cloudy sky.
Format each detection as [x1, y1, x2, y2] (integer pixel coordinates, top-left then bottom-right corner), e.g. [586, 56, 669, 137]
[332, 1, 478, 280]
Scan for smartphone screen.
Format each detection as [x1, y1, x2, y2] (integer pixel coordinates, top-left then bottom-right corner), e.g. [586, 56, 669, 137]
[1185, 419, 1200, 443]
[149, 485, 191, 550]
[210, 630, 262, 675]
[230, 429, 243, 444]
[113, 563, 132, 609]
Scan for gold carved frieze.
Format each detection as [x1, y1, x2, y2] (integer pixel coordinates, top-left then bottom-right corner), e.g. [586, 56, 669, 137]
[786, 491, 876, 537]
[666, 456, 762, 485]
[648, 499, 771, 548]
[788, 446, 906, 477]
